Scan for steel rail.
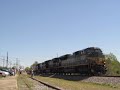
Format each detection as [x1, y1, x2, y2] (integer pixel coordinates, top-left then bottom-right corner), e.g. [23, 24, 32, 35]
[98, 75, 120, 77]
[30, 77, 63, 90]
[20, 76, 31, 89]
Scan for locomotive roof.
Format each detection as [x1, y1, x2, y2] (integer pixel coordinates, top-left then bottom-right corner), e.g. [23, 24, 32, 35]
[37, 47, 102, 64]
[84, 47, 102, 52]
[59, 54, 71, 58]
[52, 57, 59, 61]
[45, 60, 51, 62]
[85, 47, 101, 50]
[73, 47, 101, 55]
[59, 54, 71, 60]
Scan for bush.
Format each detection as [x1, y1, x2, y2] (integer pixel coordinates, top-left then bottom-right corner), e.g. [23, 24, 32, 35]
[105, 53, 120, 76]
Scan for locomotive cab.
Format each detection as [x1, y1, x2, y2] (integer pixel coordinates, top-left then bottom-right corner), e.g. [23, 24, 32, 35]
[85, 47, 106, 75]
[86, 48, 105, 64]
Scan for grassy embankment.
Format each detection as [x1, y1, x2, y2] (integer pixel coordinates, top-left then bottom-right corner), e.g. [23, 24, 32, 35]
[34, 75, 120, 90]
[17, 74, 33, 90]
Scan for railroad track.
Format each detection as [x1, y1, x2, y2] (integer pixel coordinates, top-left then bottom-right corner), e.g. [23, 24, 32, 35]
[96, 75, 120, 78]
[20, 76, 32, 90]
[30, 77, 62, 90]
[28, 75, 120, 90]
[22, 78, 31, 89]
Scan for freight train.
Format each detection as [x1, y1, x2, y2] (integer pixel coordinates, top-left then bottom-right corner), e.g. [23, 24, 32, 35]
[32, 47, 106, 75]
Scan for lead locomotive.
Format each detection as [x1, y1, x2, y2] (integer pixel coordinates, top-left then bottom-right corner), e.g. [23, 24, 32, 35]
[33, 47, 106, 75]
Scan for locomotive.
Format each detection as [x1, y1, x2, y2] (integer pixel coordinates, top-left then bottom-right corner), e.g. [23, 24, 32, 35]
[33, 47, 106, 75]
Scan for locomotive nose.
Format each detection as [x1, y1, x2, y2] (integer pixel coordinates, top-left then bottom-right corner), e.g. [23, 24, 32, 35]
[95, 58, 106, 65]
[88, 57, 105, 65]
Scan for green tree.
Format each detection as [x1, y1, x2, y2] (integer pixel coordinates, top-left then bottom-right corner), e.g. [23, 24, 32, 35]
[105, 53, 120, 76]
[25, 67, 30, 72]
[30, 61, 38, 69]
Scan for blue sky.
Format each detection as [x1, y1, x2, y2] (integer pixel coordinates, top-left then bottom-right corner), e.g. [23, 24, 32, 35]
[0, 0, 120, 67]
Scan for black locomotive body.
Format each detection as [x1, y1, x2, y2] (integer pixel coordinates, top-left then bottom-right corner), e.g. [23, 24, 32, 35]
[33, 47, 106, 75]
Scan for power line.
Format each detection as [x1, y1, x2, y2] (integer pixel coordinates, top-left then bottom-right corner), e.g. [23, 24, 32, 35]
[0, 51, 22, 69]
[6, 52, 8, 68]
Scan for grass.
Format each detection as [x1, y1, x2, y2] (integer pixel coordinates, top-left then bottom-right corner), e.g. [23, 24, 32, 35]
[17, 74, 33, 90]
[34, 75, 120, 90]
[0, 76, 2, 78]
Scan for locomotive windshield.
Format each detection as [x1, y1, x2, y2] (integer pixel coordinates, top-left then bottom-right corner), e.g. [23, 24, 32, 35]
[86, 49, 103, 57]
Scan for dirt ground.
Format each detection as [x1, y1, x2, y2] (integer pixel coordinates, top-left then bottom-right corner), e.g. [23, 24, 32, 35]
[0, 75, 17, 90]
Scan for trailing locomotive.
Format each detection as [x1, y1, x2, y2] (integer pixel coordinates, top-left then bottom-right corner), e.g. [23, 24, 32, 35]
[33, 47, 106, 75]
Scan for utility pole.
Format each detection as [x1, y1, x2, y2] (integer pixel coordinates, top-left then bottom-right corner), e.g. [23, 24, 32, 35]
[16, 58, 19, 70]
[6, 52, 8, 68]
